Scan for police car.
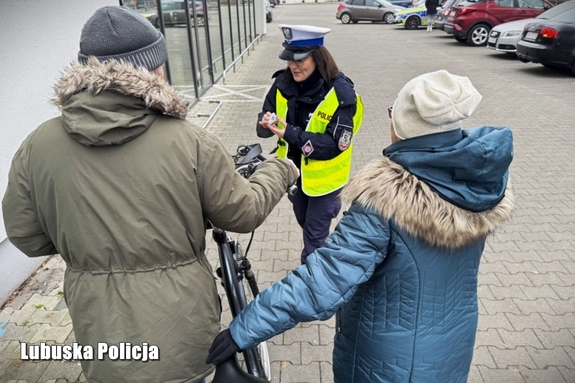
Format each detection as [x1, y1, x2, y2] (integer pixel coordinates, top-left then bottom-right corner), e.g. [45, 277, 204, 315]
[394, 0, 430, 29]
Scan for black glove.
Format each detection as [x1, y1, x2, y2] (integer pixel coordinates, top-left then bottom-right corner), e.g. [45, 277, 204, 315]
[205, 329, 241, 365]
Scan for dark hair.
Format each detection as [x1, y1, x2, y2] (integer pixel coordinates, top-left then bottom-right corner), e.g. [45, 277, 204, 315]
[311, 46, 340, 85]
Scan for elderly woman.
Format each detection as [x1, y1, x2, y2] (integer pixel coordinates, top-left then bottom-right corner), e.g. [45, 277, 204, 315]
[207, 70, 514, 383]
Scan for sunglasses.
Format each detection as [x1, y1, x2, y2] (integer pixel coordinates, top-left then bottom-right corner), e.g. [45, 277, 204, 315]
[388, 106, 393, 119]
[284, 53, 313, 68]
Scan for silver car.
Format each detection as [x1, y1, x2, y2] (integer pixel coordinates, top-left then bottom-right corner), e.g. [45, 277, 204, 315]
[486, 18, 536, 54]
[336, 0, 405, 24]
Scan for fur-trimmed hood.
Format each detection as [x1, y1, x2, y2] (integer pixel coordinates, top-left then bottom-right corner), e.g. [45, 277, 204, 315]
[340, 156, 514, 249]
[52, 58, 189, 146]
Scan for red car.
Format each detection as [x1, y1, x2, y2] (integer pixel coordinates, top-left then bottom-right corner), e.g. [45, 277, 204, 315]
[444, 0, 551, 46]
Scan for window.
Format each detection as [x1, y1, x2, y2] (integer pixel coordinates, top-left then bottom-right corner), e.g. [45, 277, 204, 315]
[367, 0, 380, 6]
[350, 0, 365, 5]
[517, 0, 544, 9]
[537, 1, 575, 18]
[497, 0, 514, 8]
[549, 6, 575, 21]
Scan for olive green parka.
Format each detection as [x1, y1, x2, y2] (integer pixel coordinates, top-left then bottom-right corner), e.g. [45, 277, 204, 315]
[2, 59, 298, 383]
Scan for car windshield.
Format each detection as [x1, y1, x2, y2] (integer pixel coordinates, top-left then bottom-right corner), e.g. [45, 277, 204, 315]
[537, 0, 575, 19]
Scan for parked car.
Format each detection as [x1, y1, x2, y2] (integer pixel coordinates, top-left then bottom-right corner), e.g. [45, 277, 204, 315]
[265, 0, 273, 22]
[516, 0, 575, 74]
[394, 0, 437, 29]
[146, 0, 209, 27]
[486, 17, 536, 52]
[444, 0, 551, 46]
[436, 0, 466, 30]
[337, 0, 405, 23]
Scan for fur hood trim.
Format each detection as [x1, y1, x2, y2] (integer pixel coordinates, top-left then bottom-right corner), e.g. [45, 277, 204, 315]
[53, 58, 189, 119]
[340, 157, 514, 249]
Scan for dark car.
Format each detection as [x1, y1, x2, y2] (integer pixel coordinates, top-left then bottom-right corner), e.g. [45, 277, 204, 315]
[146, 0, 209, 27]
[435, 0, 466, 30]
[444, 0, 550, 46]
[517, 0, 575, 74]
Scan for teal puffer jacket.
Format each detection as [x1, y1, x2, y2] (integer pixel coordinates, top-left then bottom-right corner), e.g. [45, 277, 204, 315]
[230, 127, 514, 383]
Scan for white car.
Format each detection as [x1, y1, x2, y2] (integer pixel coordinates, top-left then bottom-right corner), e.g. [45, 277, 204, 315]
[486, 18, 536, 54]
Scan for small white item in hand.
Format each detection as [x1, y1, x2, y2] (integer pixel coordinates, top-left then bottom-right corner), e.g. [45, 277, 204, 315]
[268, 113, 277, 125]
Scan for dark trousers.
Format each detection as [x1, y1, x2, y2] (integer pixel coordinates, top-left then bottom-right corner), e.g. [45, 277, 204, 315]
[288, 182, 342, 264]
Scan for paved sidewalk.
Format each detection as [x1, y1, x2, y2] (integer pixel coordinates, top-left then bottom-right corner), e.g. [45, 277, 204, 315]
[2, 3, 575, 383]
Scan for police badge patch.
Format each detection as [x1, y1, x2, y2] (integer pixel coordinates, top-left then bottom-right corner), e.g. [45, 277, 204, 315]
[338, 130, 352, 151]
[302, 140, 314, 157]
[282, 27, 293, 41]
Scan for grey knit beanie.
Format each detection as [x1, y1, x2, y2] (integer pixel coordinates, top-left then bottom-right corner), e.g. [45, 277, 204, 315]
[78, 6, 168, 71]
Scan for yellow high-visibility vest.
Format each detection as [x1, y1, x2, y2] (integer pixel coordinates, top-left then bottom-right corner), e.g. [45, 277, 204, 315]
[275, 87, 364, 196]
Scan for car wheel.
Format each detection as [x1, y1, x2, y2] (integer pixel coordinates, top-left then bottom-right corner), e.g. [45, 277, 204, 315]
[340, 13, 352, 24]
[384, 12, 394, 24]
[467, 24, 490, 47]
[405, 16, 419, 29]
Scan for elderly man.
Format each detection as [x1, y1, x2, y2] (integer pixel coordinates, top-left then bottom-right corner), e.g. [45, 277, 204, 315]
[2, 6, 298, 383]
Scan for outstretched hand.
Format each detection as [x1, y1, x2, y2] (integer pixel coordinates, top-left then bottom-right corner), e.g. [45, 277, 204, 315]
[205, 329, 241, 365]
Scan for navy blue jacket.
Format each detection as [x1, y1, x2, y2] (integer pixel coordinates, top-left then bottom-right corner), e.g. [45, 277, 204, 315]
[229, 126, 514, 382]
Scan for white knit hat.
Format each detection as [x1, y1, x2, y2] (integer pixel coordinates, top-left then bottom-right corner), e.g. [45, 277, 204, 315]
[391, 70, 482, 140]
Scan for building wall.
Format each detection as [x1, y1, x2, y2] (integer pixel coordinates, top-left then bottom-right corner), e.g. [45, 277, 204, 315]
[0, 0, 117, 305]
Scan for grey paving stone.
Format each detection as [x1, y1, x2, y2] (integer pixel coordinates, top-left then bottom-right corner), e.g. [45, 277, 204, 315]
[477, 366, 525, 383]
[0, 308, 37, 327]
[518, 366, 567, 383]
[472, 346, 497, 368]
[37, 360, 82, 383]
[318, 326, 335, 346]
[489, 347, 537, 369]
[301, 343, 332, 365]
[534, 329, 575, 349]
[0, 360, 50, 383]
[1, 323, 41, 343]
[267, 342, 301, 364]
[497, 329, 544, 349]
[28, 311, 68, 328]
[28, 324, 73, 344]
[512, 298, 554, 315]
[283, 326, 319, 346]
[545, 298, 575, 316]
[478, 313, 515, 332]
[467, 365, 484, 383]
[318, 361, 333, 383]
[527, 347, 575, 369]
[540, 313, 575, 331]
[557, 366, 575, 383]
[279, 361, 321, 383]
[481, 299, 522, 315]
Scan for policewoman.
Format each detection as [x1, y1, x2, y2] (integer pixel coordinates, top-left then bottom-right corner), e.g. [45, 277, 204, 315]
[257, 24, 364, 264]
